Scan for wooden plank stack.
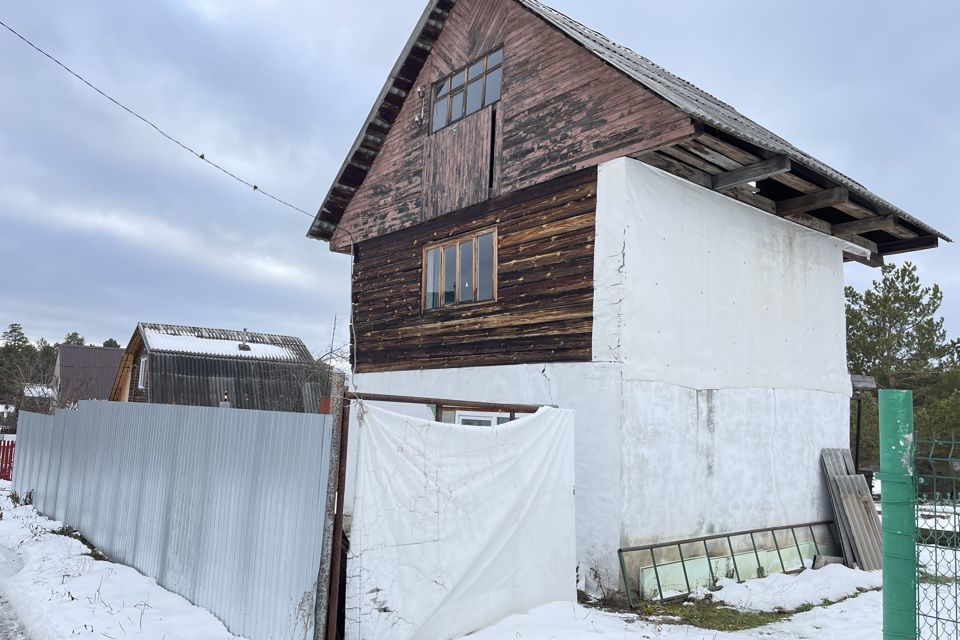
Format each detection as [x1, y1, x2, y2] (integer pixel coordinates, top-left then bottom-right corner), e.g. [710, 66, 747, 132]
[820, 448, 883, 570]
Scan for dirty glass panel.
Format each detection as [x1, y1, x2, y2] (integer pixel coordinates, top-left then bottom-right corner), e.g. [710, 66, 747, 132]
[424, 247, 440, 309]
[450, 91, 465, 122]
[484, 67, 502, 106]
[487, 48, 503, 68]
[459, 239, 474, 303]
[477, 232, 494, 301]
[468, 60, 485, 81]
[443, 245, 457, 306]
[435, 78, 450, 97]
[466, 79, 484, 115]
[451, 69, 466, 90]
[432, 96, 449, 132]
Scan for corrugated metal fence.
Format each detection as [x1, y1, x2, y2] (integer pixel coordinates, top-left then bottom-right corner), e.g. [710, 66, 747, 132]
[13, 400, 334, 640]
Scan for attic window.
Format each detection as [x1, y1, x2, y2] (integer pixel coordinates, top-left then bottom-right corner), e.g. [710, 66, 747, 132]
[431, 48, 503, 133]
[423, 228, 497, 310]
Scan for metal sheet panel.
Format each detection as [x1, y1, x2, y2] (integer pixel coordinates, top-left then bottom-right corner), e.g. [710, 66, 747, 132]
[13, 401, 333, 640]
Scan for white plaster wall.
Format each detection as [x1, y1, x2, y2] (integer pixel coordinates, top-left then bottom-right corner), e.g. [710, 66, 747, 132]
[594, 157, 851, 396]
[595, 157, 853, 552]
[350, 363, 624, 588]
[618, 382, 849, 548]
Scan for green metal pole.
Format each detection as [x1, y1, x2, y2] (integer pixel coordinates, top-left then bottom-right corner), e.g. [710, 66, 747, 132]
[878, 389, 917, 640]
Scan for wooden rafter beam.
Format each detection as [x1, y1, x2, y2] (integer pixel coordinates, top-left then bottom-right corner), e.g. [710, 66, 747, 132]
[832, 215, 901, 237]
[712, 156, 791, 191]
[844, 251, 885, 268]
[878, 236, 939, 255]
[776, 187, 849, 216]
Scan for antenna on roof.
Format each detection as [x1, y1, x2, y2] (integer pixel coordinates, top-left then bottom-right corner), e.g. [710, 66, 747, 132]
[238, 328, 251, 352]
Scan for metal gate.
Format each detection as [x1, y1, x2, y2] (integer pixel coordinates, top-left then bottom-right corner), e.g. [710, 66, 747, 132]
[915, 434, 960, 640]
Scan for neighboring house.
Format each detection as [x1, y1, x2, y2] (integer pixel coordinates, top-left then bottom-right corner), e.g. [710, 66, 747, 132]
[108, 323, 324, 413]
[52, 344, 124, 405]
[307, 0, 950, 585]
[20, 384, 56, 415]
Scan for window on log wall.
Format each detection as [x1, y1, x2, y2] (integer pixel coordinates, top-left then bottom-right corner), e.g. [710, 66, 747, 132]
[423, 228, 497, 310]
[431, 47, 503, 133]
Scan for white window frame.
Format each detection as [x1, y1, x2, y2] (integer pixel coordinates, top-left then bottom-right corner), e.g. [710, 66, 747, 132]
[454, 410, 518, 427]
[137, 356, 148, 389]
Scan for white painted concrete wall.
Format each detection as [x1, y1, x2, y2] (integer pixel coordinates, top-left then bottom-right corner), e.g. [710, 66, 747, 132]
[349, 157, 853, 591]
[594, 157, 851, 396]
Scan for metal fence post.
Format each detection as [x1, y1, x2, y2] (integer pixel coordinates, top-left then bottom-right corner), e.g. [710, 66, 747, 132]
[878, 389, 917, 640]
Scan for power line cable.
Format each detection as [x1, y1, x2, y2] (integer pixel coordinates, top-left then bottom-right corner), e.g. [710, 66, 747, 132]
[0, 17, 314, 219]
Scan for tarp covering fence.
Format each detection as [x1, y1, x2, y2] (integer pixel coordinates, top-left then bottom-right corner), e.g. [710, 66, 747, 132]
[346, 403, 576, 640]
[13, 401, 334, 640]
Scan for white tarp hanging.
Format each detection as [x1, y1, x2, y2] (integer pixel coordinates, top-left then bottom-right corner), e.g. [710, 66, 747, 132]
[346, 403, 576, 640]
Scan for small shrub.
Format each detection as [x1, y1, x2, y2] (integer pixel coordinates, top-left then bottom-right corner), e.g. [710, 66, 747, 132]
[9, 491, 19, 507]
[23, 490, 32, 506]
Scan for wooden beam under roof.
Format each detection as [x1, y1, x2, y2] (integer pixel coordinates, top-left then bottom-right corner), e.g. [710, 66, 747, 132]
[832, 215, 901, 237]
[878, 236, 939, 255]
[776, 187, 849, 217]
[712, 156, 791, 191]
[845, 251, 885, 268]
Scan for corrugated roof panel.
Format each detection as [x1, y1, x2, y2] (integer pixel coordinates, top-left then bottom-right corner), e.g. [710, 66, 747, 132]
[139, 323, 314, 363]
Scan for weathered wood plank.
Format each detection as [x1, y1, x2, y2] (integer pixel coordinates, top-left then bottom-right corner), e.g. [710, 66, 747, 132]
[352, 171, 597, 372]
[712, 156, 791, 191]
[832, 215, 899, 237]
[776, 188, 849, 217]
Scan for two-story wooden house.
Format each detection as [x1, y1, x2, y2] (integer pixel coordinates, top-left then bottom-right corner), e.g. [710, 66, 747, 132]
[308, 0, 949, 588]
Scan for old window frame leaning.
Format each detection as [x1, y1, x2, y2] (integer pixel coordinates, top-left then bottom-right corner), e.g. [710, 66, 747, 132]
[422, 227, 498, 311]
[431, 47, 504, 133]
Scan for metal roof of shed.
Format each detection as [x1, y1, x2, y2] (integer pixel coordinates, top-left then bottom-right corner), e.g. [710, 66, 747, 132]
[138, 323, 314, 363]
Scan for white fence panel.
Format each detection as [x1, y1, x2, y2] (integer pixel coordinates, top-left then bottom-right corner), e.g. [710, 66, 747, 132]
[13, 400, 333, 640]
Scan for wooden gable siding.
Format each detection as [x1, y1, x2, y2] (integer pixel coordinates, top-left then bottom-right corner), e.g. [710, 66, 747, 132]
[351, 168, 597, 373]
[423, 106, 494, 218]
[127, 344, 148, 403]
[330, 0, 695, 250]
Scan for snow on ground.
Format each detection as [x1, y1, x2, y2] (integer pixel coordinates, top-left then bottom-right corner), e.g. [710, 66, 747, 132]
[461, 593, 882, 640]
[697, 563, 882, 612]
[462, 565, 883, 640]
[0, 481, 244, 640]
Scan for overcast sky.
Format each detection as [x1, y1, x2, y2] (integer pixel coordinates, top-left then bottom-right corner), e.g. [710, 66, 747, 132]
[1, 0, 957, 353]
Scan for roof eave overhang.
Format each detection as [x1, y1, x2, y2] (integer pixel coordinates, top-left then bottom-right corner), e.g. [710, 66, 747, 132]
[307, 0, 451, 243]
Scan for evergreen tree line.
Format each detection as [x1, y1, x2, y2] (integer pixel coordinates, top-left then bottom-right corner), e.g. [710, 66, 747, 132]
[846, 262, 960, 469]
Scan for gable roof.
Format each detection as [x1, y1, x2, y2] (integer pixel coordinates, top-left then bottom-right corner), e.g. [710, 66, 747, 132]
[54, 344, 124, 400]
[308, 0, 949, 247]
[138, 323, 314, 363]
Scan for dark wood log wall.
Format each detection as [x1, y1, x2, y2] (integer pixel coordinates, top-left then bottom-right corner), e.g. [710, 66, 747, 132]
[352, 168, 597, 373]
[127, 344, 148, 403]
[330, 0, 695, 250]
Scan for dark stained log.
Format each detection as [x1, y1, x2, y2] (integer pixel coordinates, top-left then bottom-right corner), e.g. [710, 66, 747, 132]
[878, 236, 939, 255]
[711, 156, 791, 191]
[351, 170, 597, 372]
[832, 215, 901, 237]
[776, 188, 849, 217]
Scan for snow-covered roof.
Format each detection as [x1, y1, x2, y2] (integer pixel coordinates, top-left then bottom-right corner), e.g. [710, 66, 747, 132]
[139, 323, 314, 363]
[23, 384, 56, 398]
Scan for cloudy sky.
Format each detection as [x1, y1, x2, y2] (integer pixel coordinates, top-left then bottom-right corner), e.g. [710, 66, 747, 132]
[1, 0, 957, 353]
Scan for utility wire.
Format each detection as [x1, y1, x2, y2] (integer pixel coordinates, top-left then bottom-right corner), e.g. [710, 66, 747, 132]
[0, 17, 314, 219]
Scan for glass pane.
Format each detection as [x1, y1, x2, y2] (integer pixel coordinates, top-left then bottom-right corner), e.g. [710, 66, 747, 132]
[443, 245, 457, 306]
[487, 48, 503, 68]
[459, 239, 474, 303]
[450, 91, 465, 121]
[466, 79, 483, 115]
[468, 60, 485, 80]
[424, 248, 440, 309]
[435, 78, 449, 97]
[432, 97, 448, 132]
[477, 232, 494, 301]
[450, 69, 466, 90]
[484, 67, 502, 106]
[461, 418, 493, 427]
